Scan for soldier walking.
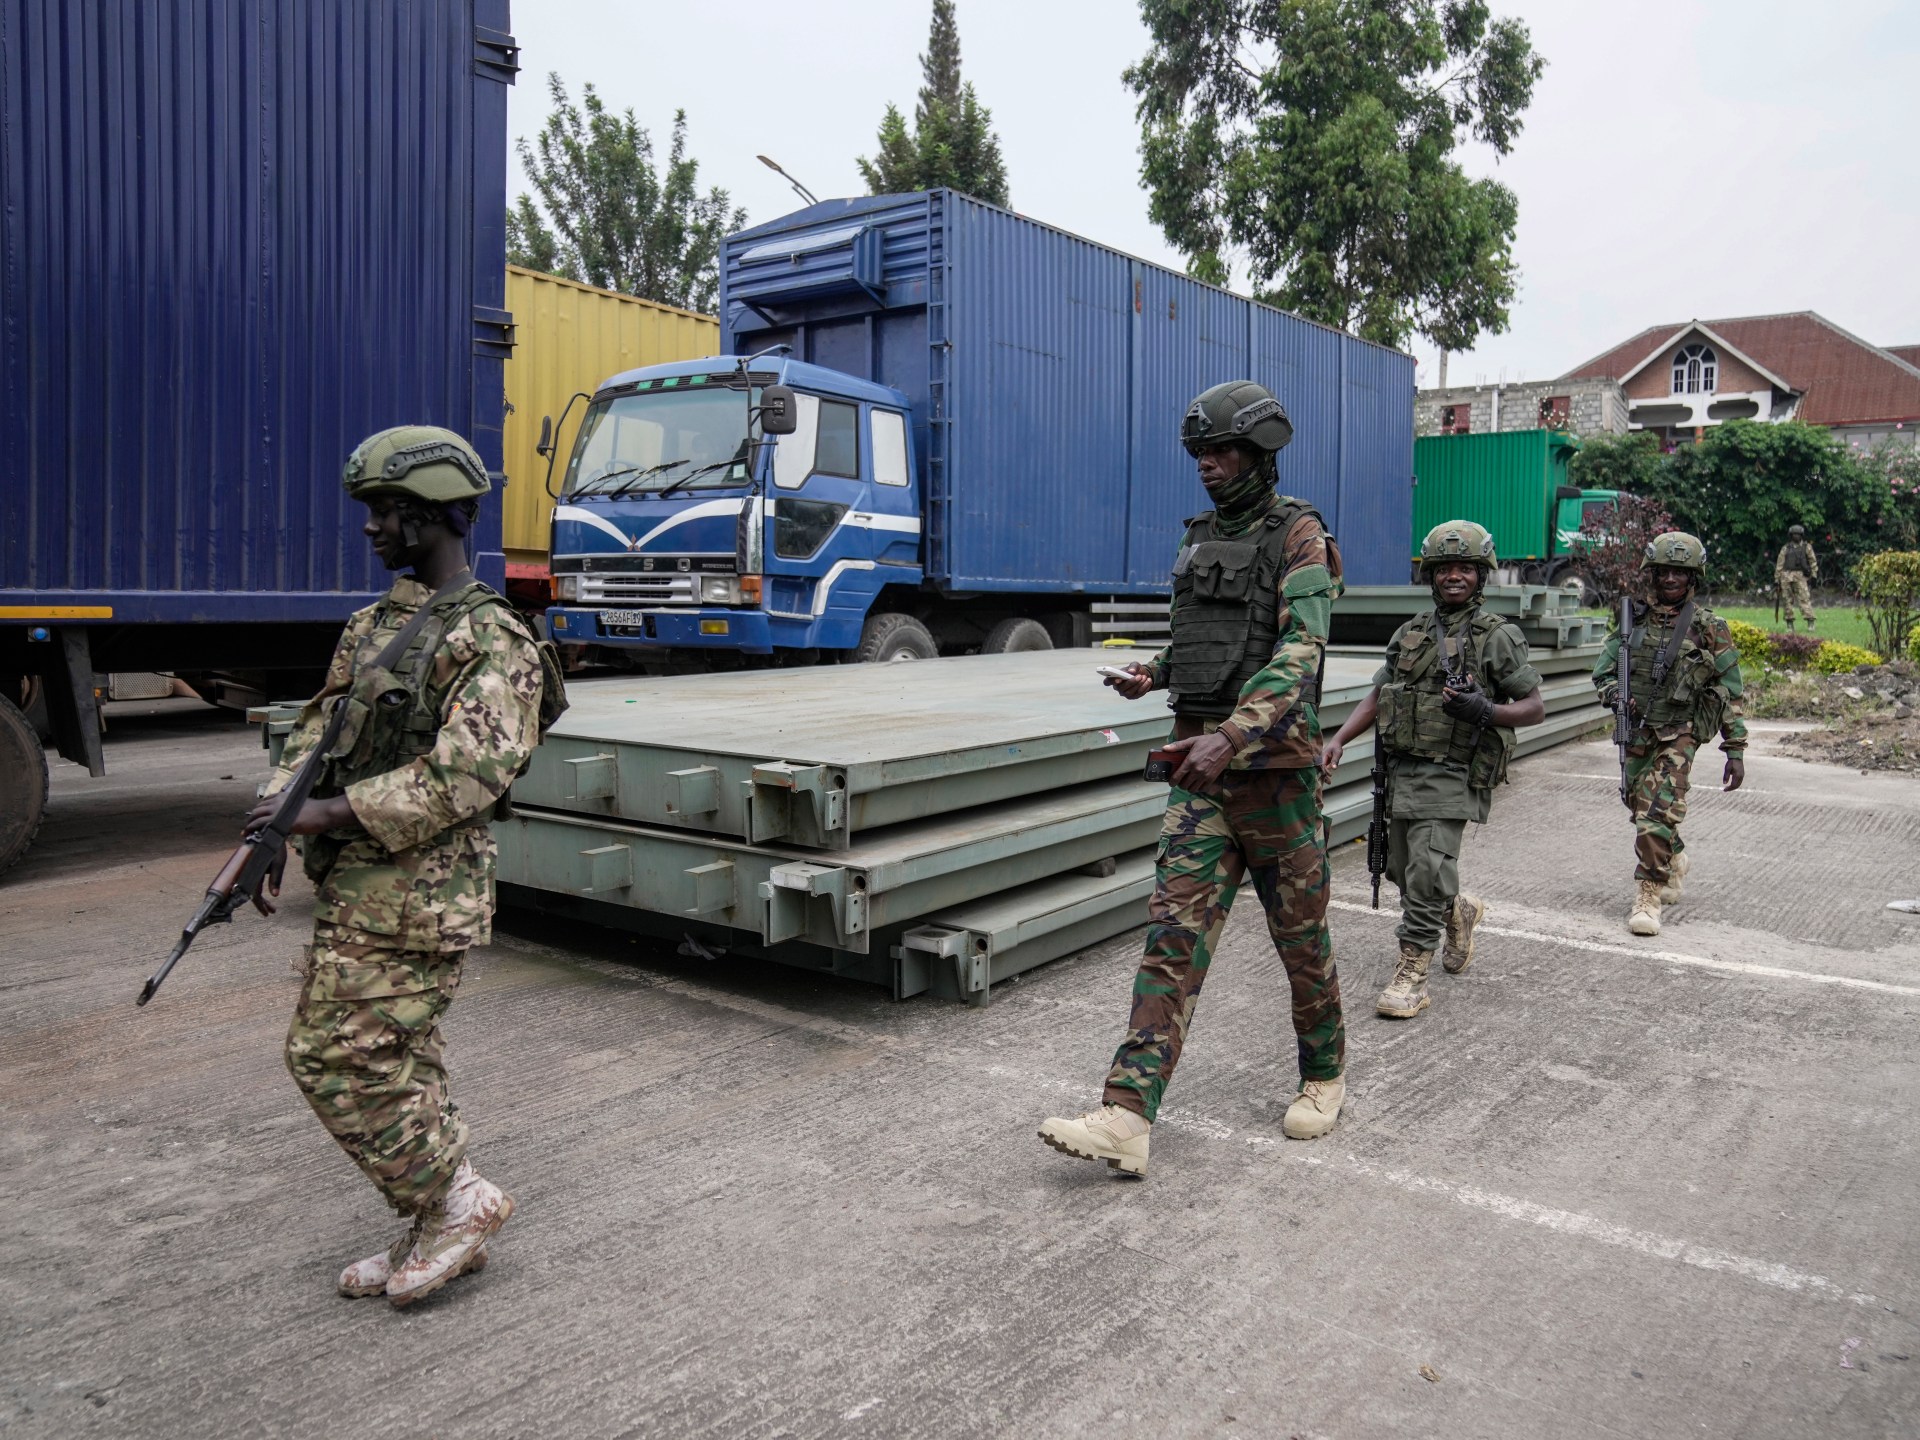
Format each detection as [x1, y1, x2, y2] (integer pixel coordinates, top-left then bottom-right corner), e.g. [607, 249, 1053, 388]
[1592, 532, 1746, 937]
[1318, 522, 1545, 1020]
[244, 427, 557, 1306]
[1037, 381, 1347, 1177]
[1775, 524, 1819, 632]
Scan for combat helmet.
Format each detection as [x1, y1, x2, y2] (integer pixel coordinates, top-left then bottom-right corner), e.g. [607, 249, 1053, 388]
[1788, 523, 1806, 536]
[1420, 519, 1498, 572]
[343, 425, 491, 504]
[1642, 531, 1708, 573]
[1181, 380, 1294, 457]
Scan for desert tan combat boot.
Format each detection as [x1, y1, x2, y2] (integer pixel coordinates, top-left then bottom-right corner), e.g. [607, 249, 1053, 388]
[1037, 1104, 1151, 1176]
[338, 1222, 488, 1298]
[1377, 941, 1433, 1018]
[1628, 879, 1664, 936]
[1443, 893, 1487, 974]
[1659, 851, 1690, 905]
[1282, 1075, 1345, 1140]
[387, 1160, 514, 1307]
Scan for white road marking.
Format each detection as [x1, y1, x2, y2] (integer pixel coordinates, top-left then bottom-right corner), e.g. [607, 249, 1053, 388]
[1000, 1064, 1878, 1308]
[1328, 899, 1920, 996]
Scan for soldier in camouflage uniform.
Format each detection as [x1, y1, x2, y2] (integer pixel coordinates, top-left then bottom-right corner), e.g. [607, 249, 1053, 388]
[1038, 381, 1347, 1177]
[1320, 521, 1545, 1020]
[244, 426, 554, 1306]
[1591, 532, 1747, 937]
[1775, 524, 1819, 632]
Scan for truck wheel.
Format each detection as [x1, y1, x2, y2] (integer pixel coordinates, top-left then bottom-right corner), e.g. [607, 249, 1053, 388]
[0, 694, 48, 878]
[982, 618, 1053, 653]
[856, 613, 938, 663]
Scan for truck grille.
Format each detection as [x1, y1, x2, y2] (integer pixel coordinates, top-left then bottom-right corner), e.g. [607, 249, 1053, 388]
[579, 573, 698, 606]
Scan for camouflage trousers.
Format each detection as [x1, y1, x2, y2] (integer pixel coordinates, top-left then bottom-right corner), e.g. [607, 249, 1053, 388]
[1623, 734, 1698, 885]
[1104, 766, 1344, 1122]
[285, 929, 469, 1216]
[1780, 572, 1814, 626]
[1387, 816, 1466, 952]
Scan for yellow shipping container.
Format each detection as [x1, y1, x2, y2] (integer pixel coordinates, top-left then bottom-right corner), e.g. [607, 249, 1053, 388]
[500, 266, 719, 579]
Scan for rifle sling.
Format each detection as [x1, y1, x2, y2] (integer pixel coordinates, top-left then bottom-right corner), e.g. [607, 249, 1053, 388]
[260, 570, 476, 844]
[1651, 598, 1695, 687]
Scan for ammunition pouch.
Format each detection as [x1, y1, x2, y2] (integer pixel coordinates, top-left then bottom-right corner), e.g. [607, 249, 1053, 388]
[1377, 606, 1514, 789]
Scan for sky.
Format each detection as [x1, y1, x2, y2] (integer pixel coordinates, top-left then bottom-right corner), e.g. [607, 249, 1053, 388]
[503, 0, 1920, 390]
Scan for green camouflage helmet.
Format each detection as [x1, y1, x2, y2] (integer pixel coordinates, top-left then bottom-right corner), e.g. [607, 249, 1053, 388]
[343, 425, 491, 504]
[1420, 519, 1498, 571]
[1180, 380, 1294, 457]
[1788, 524, 1805, 536]
[1643, 531, 1708, 572]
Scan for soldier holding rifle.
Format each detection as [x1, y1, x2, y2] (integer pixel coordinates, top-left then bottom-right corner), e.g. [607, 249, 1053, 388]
[1320, 522, 1544, 1021]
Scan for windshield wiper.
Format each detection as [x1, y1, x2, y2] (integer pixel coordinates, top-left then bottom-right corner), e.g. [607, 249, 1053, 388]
[657, 459, 741, 500]
[601, 458, 693, 499]
[571, 460, 644, 495]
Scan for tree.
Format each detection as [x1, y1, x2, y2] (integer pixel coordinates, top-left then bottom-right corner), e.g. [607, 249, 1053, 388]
[507, 74, 744, 312]
[1126, 0, 1545, 352]
[857, 1, 1010, 206]
[1577, 493, 1673, 605]
[1568, 431, 1666, 498]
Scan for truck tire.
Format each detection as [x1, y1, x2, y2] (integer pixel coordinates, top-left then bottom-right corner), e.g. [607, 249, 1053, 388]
[856, 613, 938, 663]
[982, 617, 1053, 653]
[0, 694, 48, 879]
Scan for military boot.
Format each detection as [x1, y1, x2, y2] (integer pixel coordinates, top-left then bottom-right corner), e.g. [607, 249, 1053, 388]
[1659, 851, 1691, 905]
[338, 1221, 487, 1298]
[1377, 941, 1433, 1018]
[1443, 893, 1487, 974]
[1628, 879, 1664, 936]
[387, 1160, 514, 1307]
[1037, 1104, 1151, 1177]
[1282, 1075, 1345, 1140]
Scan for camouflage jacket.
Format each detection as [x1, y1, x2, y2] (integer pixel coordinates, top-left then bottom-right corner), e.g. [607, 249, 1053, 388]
[268, 576, 546, 950]
[1592, 600, 1749, 754]
[1146, 500, 1345, 770]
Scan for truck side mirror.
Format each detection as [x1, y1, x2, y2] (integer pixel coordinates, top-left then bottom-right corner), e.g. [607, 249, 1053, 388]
[536, 415, 554, 458]
[758, 385, 798, 436]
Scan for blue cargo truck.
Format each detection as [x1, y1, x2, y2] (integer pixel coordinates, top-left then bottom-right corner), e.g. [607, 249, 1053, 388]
[542, 191, 1414, 667]
[0, 0, 518, 875]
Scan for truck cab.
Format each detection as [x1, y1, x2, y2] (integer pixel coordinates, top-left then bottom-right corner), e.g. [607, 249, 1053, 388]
[545, 356, 922, 662]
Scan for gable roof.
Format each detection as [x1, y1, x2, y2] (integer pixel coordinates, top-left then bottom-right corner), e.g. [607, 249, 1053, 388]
[1609, 321, 1797, 394]
[1563, 312, 1920, 426]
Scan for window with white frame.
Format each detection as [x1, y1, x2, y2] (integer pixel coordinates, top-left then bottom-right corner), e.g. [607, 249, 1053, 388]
[1672, 344, 1717, 395]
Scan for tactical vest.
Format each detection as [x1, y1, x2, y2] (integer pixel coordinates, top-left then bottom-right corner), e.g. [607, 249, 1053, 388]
[1627, 601, 1723, 740]
[1166, 500, 1316, 719]
[304, 582, 563, 880]
[1376, 605, 1515, 790]
[1780, 542, 1813, 575]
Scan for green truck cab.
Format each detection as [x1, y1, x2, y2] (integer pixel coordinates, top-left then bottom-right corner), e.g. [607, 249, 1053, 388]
[1413, 429, 1618, 591]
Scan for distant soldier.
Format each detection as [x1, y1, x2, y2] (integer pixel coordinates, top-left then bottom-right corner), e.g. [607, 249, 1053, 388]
[1592, 532, 1747, 937]
[1775, 524, 1819, 632]
[1037, 380, 1347, 1177]
[1319, 521, 1545, 1019]
[244, 426, 558, 1306]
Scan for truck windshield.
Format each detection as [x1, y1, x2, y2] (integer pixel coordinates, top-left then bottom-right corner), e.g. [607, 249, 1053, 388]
[563, 387, 757, 496]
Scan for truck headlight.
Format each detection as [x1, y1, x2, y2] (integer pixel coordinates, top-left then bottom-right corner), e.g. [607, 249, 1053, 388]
[701, 576, 742, 605]
[553, 573, 580, 603]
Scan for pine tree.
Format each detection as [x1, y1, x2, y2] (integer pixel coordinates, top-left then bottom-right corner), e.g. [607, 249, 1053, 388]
[856, 1, 1009, 207]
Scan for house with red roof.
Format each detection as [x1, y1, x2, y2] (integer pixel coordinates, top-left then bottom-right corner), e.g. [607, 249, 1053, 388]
[1562, 312, 1920, 450]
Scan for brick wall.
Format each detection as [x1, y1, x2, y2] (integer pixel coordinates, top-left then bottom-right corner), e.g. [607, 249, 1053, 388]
[1414, 378, 1628, 437]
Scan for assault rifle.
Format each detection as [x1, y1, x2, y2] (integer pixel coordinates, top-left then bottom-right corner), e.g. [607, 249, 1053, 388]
[1366, 727, 1389, 908]
[1612, 595, 1635, 806]
[137, 570, 472, 1007]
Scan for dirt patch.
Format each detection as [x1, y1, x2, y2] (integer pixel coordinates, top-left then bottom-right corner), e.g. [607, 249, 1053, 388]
[1759, 660, 1920, 774]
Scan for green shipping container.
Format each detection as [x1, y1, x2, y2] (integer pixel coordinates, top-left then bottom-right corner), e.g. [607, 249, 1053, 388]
[1413, 429, 1583, 568]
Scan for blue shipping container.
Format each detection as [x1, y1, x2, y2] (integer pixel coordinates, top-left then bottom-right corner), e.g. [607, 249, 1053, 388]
[0, 0, 518, 624]
[721, 191, 1414, 589]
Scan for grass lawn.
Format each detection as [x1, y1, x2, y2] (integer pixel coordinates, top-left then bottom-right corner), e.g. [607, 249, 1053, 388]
[1711, 604, 1876, 650]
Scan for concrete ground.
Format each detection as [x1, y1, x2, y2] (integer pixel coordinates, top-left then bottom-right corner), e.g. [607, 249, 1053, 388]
[3, 702, 1917, 1438]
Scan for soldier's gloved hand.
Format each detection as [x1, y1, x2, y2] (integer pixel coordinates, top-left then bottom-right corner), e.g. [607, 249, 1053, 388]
[1441, 676, 1496, 727]
[1723, 753, 1746, 793]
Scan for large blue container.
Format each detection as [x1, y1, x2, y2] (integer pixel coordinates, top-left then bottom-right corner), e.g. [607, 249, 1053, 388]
[0, 0, 518, 623]
[722, 191, 1414, 590]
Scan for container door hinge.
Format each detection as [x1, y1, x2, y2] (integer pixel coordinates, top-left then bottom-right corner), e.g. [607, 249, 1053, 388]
[473, 306, 516, 358]
[473, 28, 521, 82]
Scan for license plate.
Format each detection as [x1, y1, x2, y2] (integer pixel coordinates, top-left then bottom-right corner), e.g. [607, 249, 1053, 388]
[599, 610, 652, 627]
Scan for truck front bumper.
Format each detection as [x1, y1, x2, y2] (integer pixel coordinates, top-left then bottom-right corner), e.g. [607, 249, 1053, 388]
[546, 606, 774, 655]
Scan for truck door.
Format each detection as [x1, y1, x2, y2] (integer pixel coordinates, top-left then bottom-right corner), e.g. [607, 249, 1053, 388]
[762, 395, 920, 645]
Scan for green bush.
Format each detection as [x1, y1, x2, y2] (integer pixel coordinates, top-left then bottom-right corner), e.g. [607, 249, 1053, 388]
[1907, 621, 1920, 664]
[1726, 618, 1772, 671]
[1854, 550, 1920, 660]
[1811, 640, 1882, 674]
